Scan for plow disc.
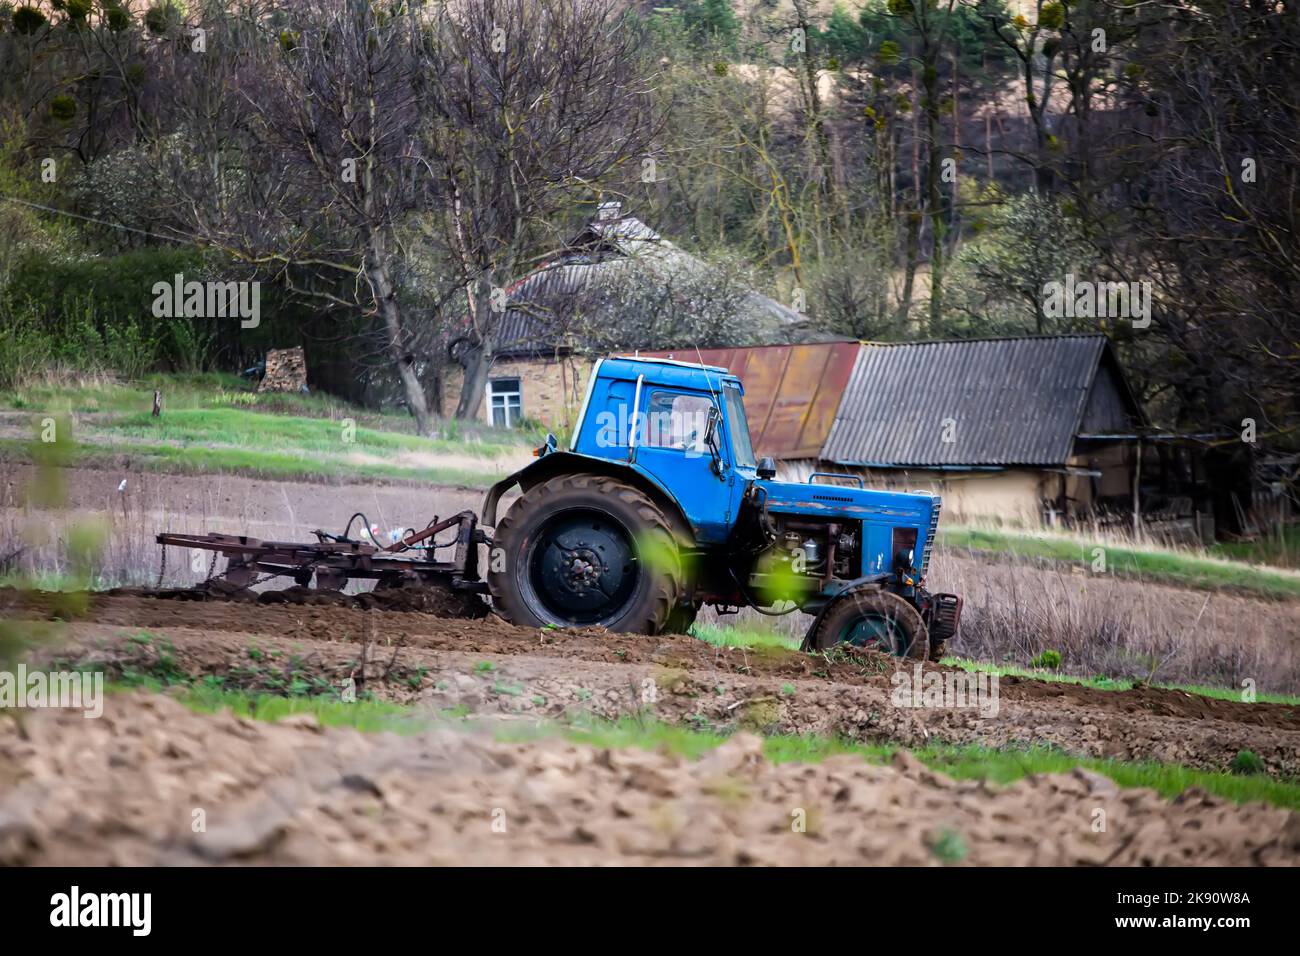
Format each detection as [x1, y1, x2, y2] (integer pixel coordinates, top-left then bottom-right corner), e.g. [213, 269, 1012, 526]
[154, 510, 491, 615]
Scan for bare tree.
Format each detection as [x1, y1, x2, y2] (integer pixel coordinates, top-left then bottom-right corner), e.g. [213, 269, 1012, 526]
[150, 0, 660, 427]
[888, 0, 960, 332]
[148, 0, 439, 429]
[412, 0, 662, 419]
[560, 245, 781, 352]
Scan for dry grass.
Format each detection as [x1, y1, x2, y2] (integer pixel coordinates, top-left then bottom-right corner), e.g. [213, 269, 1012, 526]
[933, 551, 1300, 695]
[3, 482, 205, 590]
[940, 524, 1300, 599]
[698, 546, 1300, 695]
[9, 367, 124, 392]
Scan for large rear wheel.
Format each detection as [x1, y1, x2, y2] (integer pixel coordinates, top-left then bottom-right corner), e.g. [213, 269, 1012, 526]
[802, 588, 930, 660]
[489, 474, 683, 634]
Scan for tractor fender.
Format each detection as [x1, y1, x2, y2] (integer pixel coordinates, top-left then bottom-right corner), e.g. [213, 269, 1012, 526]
[803, 574, 892, 637]
[481, 451, 697, 545]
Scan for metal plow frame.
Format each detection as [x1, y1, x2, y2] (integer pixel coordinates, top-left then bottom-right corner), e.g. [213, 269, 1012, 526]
[156, 510, 490, 594]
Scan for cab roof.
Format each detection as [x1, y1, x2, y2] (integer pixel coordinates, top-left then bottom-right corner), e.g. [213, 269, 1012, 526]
[599, 355, 741, 391]
[610, 354, 730, 373]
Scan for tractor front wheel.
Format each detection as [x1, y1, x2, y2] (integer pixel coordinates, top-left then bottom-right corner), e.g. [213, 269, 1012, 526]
[489, 474, 682, 634]
[802, 589, 930, 660]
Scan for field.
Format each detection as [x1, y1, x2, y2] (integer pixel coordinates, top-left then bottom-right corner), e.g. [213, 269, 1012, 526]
[939, 527, 1300, 601]
[3, 589, 1299, 865]
[0, 373, 537, 488]
[2, 378, 1298, 866]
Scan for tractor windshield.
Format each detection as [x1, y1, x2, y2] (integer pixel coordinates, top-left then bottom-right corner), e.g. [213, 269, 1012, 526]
[723, 384, 756, 470]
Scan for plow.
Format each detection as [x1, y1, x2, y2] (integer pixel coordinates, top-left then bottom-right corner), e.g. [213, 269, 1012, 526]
[153, 355, 961, 656]
[158, 510, 488, 594]
[154, 511, 491, 615]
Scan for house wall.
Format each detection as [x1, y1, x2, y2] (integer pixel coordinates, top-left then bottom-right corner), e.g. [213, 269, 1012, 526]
[441, 355, 597, 432]
[775, 460, 1047, 525]
[776, 443, 1135, 527]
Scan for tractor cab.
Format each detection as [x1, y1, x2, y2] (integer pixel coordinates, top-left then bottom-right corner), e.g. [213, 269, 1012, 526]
[569, 356, 756, 544]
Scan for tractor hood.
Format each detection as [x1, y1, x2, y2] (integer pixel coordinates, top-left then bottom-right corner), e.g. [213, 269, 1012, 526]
[754, 478, 937, 524]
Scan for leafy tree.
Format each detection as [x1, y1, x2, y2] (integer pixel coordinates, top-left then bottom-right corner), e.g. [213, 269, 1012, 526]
[682, 0, 739, 53]
[944, 187, 1094, 335]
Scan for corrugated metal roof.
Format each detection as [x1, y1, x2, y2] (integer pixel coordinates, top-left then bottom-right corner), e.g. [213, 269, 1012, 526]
[821, 335, 1126, 467]
[638, 342, 860, 459]
[494, 256, 611, 355]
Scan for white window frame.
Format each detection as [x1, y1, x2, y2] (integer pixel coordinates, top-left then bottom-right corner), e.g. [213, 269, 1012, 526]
[486, 377, 523, 428]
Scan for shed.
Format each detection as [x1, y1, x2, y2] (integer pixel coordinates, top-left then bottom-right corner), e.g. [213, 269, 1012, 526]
[812, 335, 1150, 524]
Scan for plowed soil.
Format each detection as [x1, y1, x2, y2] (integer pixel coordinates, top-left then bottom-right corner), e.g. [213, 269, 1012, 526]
[6, 588, 1300, 771]
[1, 693, 1297, 866]
[6, 452, 1300, 866]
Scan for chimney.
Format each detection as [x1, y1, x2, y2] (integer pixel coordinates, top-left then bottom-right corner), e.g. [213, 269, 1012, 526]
[597, 200, 622, 222]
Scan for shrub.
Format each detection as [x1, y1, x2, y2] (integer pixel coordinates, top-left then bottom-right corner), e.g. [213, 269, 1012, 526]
[1230, 750, 1265, 775]
[1031, 649, 1063, 670]
[3, 246, 203, 378]
[143, 1, 178, 35]
[12, 5, 47, 34]
[64, 0, 91, 23]
[0, 290, 160, 386]
[105, 4, 131, 32]
[0, 298, 56, 390]
[48, 94, 76, 121]
[167, 316, 217, 373]
[103, 316, 159, 380]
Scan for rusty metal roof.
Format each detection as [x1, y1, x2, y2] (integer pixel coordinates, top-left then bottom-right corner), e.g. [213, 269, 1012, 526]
[821, 335, 1141, 468]
[638, 341, 860, 459]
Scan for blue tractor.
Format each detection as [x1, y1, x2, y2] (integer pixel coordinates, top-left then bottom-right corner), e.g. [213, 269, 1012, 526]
[482, 357, 962, 659]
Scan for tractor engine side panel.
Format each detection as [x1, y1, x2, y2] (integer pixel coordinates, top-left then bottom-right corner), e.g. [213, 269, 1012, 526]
[754, 511, 863, 585]
[750, 480, 937, 580]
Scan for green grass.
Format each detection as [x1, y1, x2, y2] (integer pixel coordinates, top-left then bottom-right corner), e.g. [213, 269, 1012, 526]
[110, 407, 440, 451]
[0, 373, 541, 488]
[940, 526, 1300, 601]
[110, 677, 436, 733]
[126, 682, 1300, 810]
[1209, 526, 1300, 570]
[179, 683, 431, 732]
[918, 743, 1300, 808]
[0, 436, 510, 488]
[689, 621, 801, 650]
[498, 714, 1300, 809]
[3, 371, 408, 426]
[2, 371, 546, 445]
[943, 657, 1300, 706]
[0, 570, 88, 591]
[107, 406, 532, 455]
